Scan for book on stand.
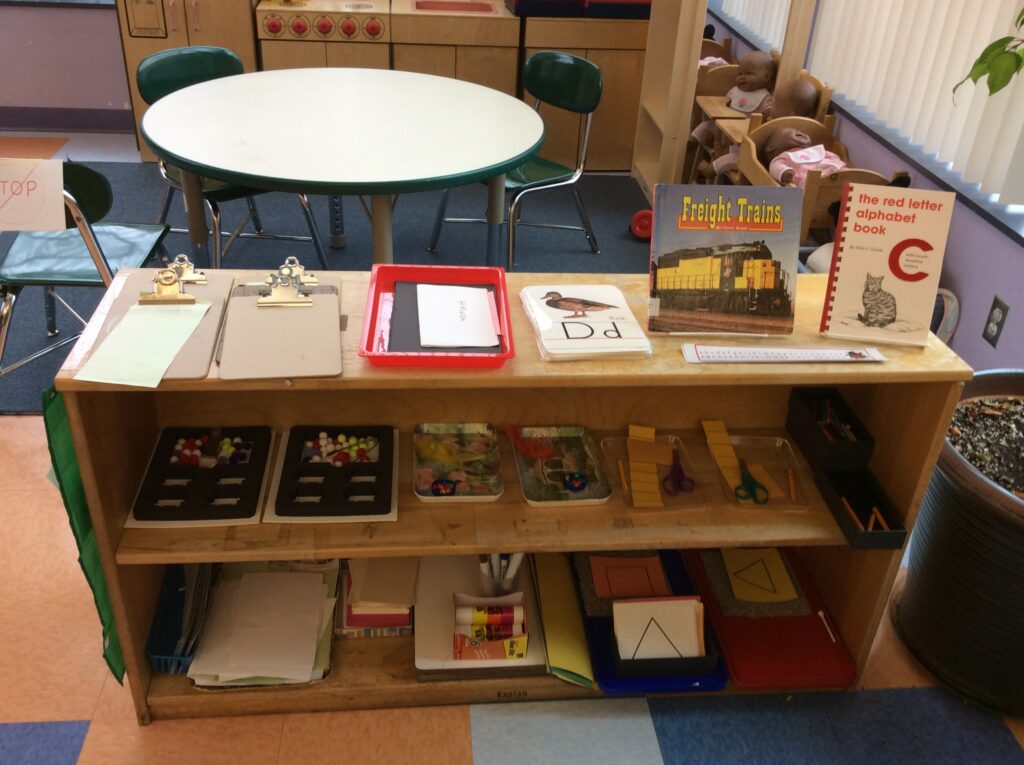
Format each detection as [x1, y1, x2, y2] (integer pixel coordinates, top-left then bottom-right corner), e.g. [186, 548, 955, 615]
[519, 284, 652, 360]
[648, 184, 802, 335]
[820, 183, 955, 346]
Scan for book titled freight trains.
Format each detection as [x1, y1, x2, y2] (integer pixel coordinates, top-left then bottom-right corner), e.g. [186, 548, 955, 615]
[648, 185, 802, 335]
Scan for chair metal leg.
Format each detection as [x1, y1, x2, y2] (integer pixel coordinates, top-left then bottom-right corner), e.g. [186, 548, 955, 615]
[297, 194, 329, 270]
[572, 186, 600, 254]
[157, 186, 175, 225]
[0, 286, 19, 368]
[206, 199, 223, 269]
[507, 192, 522, 272]
[329, 195, 346, 249]
[427, 188, 451, 253]
[246, 196, 265, 234]
[44, 288, 59, 336]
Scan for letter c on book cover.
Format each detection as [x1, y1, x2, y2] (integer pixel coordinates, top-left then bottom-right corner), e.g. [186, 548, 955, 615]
[888, 238, 931, 282]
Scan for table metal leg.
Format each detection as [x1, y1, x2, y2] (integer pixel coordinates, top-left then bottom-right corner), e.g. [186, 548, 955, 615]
[486, 173, 506, 269]
[370, 194, 393, 264]
[179, 169, 211, 267]
[329, 195, 346, 249]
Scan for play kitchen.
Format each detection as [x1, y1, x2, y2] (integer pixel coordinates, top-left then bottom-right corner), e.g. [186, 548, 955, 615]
[256, 0, 392, 69]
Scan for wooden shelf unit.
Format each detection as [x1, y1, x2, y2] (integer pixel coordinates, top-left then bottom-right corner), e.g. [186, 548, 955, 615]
[56, 272, 971, 724]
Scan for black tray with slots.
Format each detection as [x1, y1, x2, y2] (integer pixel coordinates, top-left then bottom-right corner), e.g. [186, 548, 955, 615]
[275, 426, 394, 517]
[786, 387, 875, 473]
[813, 468, 907, 550]
[133, 427, 272, 521]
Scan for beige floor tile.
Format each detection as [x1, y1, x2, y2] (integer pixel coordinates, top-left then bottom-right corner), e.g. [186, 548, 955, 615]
[78, 676, 285, 765]
[278, 705, 473, 765]
[858, 569, 935, 690]
[0, 416, 60, 493]
[0, 486, 109, 722]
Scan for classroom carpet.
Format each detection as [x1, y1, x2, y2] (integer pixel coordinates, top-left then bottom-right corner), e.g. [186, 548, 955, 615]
[0, 161, 650, 414]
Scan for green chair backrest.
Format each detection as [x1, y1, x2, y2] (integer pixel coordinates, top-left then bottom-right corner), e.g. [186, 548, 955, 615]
[62, 162, 112, 228]
[136, 46, 244, 105]
[523, 51, 603, 115]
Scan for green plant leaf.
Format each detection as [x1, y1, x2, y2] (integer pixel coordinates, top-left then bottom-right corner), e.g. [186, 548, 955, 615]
[977, 36, 1015, 65]
[1017, 49, 1024, 70]
[1017, 6, 1024, 29]
[987, 50, 1019, 93]
[970, 60, 990, 83]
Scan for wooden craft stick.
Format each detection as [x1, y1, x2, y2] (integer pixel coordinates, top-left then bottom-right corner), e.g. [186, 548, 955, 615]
[841, 496, 864, 530]
[870, 506, 890, 531]
[867, 513, 876, 531]
[747, 462, 784, 498]
[617, 459, 629, 493]
[787, 468, 797, 501]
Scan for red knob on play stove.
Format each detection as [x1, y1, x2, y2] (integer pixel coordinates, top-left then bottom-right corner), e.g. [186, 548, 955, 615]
[340, 18, 358, 37]
[364, 18, 382, 37]
[316, 18, 333, 35]
[266, 17, 283, 34]
[291, 18, 309, 34]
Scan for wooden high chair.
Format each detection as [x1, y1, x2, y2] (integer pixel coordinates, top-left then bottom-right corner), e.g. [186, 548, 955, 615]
[684, 64, 739, 181]
[700, 37, 735, 63]
[797, 70, 834, 125]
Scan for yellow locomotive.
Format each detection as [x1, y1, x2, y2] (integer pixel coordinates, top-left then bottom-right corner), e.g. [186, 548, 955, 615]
[653, 240, 793, 316]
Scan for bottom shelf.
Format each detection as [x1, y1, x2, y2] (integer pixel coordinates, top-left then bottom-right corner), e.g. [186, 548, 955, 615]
[147, 635, 599, 719]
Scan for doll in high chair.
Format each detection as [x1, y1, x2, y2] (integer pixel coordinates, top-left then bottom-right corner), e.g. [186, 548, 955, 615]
[762, 127, 847, 187]
[691, 50, 777, 146]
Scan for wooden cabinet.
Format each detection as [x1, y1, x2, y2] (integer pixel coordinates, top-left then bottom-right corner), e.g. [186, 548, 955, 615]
[55, 271, 970, 724]
[116, 0, 259, 161]
[632, 0, 707, 202]
[525, 18, 648, 171]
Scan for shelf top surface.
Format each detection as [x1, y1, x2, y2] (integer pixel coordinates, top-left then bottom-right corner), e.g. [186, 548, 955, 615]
[56, 271, 972, 393]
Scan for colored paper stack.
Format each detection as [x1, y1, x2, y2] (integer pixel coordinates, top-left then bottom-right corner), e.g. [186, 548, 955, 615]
[336, 557, 418, 638]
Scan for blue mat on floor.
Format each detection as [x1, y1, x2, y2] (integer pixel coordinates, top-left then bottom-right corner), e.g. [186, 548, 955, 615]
[0, 162, 650, 413]
[0, 721, 89, 765]
[649, 687, 1024, 765]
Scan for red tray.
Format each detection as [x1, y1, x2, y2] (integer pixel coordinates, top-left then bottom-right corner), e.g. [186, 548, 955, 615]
[358, 264, 515, 368]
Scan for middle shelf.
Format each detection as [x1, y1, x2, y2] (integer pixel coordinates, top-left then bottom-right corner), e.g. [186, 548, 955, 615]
[116, 428, 846, 565]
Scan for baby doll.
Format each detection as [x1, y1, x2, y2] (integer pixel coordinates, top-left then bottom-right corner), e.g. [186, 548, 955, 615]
[691, 50, 777, 146]
[762, 127, 846, 187]
[698, 78, 820, 180]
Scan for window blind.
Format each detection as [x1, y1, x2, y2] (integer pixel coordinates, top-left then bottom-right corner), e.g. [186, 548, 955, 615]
[720, 0, 793, 51]
[808, 0, 1024, 204]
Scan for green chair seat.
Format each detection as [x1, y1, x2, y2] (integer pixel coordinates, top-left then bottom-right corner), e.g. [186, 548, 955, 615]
[0, 223, 168, 287]
[506, 157, 575, 192]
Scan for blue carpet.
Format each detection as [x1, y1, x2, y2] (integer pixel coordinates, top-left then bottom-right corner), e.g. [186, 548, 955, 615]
[0, 163, 650, 413]
[648, 687, 1024, 765]
[0, 721, 89, 765]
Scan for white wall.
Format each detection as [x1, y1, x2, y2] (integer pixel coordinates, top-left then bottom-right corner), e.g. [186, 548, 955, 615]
[0, 6, 130, 110]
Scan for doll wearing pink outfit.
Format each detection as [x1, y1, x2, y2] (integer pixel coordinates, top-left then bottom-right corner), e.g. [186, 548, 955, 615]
[763, 128, 846, 186]
[691, 50, 776, 145]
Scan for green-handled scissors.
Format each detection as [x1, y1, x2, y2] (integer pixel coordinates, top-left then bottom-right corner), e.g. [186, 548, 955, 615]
[734, 459, 769, 504]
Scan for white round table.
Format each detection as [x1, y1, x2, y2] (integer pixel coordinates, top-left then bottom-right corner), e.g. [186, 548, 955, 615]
[141, 68, 546, 266]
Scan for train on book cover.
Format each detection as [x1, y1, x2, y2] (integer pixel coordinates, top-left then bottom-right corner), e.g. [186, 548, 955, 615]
[652, 241, 793, 317]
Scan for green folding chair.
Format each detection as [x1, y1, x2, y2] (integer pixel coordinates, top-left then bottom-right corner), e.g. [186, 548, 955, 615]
[428, 51, 604, 270]
[137, 46, 328, 269]
[0, 162, 168, 378]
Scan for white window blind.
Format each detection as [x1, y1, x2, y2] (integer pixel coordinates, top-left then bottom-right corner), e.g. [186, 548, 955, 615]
[720, 0, 793, 51]
[809, 0, 1024, 204]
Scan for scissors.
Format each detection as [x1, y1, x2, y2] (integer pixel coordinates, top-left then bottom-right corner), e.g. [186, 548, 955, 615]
[734, 459, 769, 504]
[661, 449, 696, 495]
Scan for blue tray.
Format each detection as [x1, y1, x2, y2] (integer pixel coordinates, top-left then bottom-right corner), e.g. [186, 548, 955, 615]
[146, 564, 194, 675]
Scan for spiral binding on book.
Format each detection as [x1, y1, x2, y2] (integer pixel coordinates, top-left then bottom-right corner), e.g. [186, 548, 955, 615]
[819, 183, 856, 333]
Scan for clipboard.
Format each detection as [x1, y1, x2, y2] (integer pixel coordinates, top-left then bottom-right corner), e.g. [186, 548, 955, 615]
[87, 269, 234, 380]
[218, 275, 343, 381]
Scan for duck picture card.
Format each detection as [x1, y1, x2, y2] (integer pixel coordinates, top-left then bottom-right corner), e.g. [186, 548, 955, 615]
[520, 284, 651, 360]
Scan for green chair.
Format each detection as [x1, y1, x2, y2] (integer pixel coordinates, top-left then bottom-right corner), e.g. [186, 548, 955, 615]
[428, 51, 603, 270]
[136, 46, 328, 270]
[0, 162, 168, 378]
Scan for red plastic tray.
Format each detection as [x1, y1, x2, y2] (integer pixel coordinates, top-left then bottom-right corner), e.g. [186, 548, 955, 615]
[358, 264, 515, 368]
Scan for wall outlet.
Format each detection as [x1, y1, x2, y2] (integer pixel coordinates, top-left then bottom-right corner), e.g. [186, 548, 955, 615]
[983, 295, 1009, 348]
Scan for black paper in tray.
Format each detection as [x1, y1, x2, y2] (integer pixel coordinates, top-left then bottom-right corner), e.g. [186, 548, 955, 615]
[275, 426, 395, 517]
[389, 281, 500, 354]
[133, 427, 272, 521]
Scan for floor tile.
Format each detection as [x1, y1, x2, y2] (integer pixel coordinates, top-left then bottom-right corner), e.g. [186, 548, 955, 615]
[858, 569, 935, 690]
[278, 705, 472, 765]
[0, 131, 139, 164]
[0, 721, 89, 765]
[77, 676, 284, 765]
[0, 416, 62, 493]
[649, 687, 1024, 765]
[0, 487, 108, 723]
[471, 698, 663, 765]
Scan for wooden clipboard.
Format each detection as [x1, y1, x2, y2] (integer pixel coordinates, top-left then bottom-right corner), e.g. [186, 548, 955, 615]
[217, 276, 343, 380]
[86, 269, 234, 380]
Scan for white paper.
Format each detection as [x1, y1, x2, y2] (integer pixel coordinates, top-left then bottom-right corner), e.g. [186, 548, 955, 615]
[613, 598, 703, 660]
[416, 284, 499, 348]
[74, 301, 211, 387]
[0, 159, 65, 232]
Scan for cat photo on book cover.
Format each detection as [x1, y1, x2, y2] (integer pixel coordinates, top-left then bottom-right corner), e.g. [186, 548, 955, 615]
[828, 272, 925, 336]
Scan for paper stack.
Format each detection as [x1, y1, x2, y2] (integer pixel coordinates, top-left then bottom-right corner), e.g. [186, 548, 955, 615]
[188, 560, 338, 687]
[337, 557, 418, 638]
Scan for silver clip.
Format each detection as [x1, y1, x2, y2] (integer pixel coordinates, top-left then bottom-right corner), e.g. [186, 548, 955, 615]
[257, 258, 314, 307]
[139, 268, 196, 305]
[168, 253, 207, 284]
